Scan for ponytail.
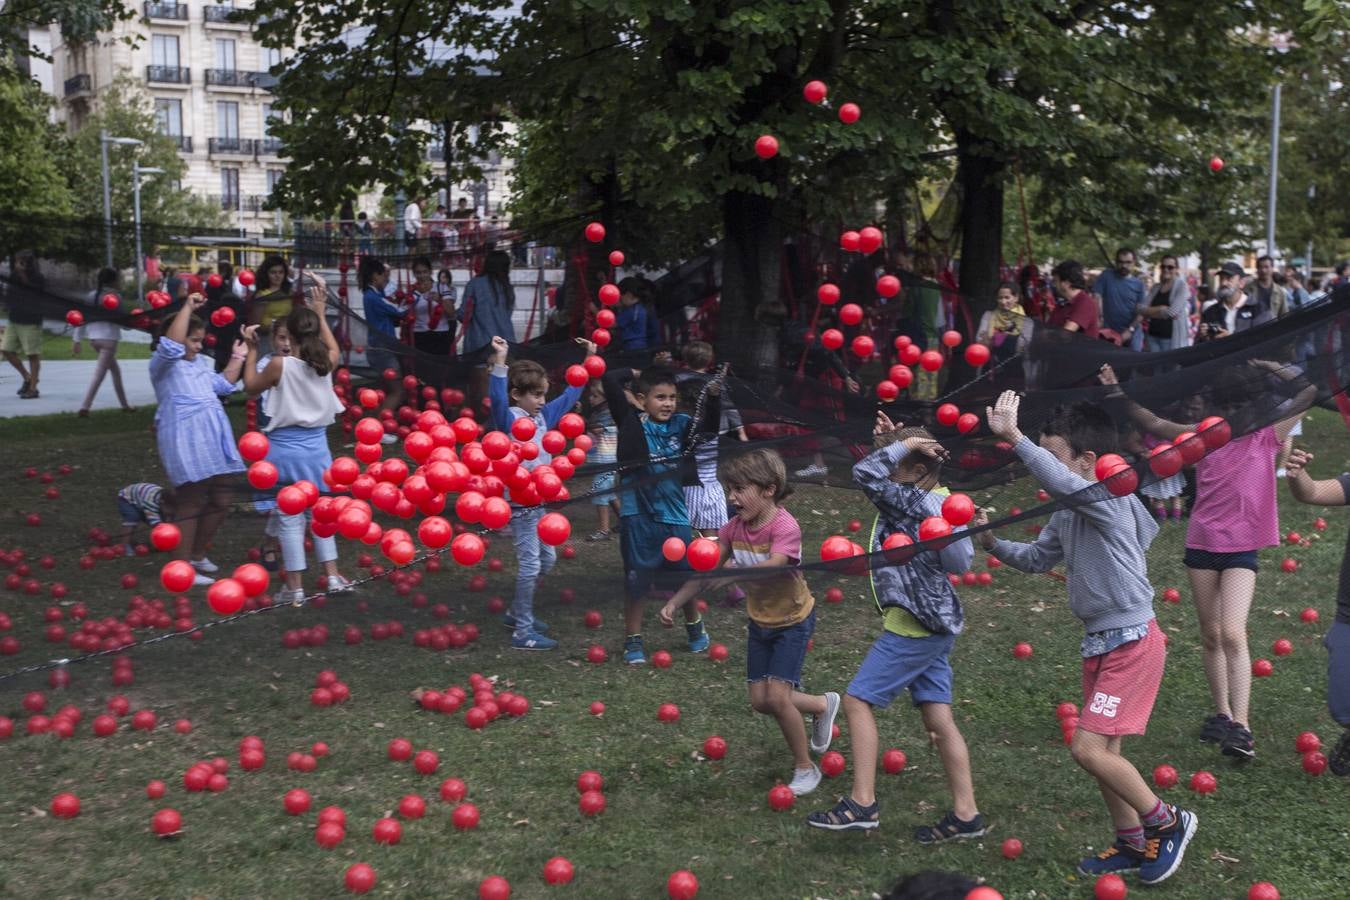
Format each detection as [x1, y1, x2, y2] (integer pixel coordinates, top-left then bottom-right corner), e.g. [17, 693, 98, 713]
[285, 307, 332, 376]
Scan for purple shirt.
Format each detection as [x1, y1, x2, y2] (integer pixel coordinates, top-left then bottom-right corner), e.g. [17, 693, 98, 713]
[1187, 426, 1281, 552]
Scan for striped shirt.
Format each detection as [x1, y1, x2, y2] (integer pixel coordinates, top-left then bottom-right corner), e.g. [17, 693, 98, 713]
[118, 483, 164, 525]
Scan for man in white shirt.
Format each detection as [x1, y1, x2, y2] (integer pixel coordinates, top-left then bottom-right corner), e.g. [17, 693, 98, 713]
[403, 198, 422, 253]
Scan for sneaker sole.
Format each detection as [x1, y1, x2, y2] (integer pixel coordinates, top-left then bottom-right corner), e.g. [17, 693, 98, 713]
[1220, 744, 1255, 759]
[512, 645, 556, 651]
[1139, 811, 1198, 886]
[915, 826, 989, 846]
[806, 818, 878, 832]
[1076, 863, 1141, 877]
[810, 692, 841, 754]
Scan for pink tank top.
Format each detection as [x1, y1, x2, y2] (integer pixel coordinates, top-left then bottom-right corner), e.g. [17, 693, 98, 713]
[1186, 426, 1281, 552]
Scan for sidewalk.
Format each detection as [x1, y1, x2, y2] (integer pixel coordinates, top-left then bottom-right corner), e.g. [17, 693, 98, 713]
[0, 359, 155, 418]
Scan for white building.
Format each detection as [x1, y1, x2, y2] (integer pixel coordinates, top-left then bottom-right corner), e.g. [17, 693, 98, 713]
[32, 1, 514, 234]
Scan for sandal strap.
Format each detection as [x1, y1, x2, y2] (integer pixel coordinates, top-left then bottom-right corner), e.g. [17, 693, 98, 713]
[820, 796, 870, 825]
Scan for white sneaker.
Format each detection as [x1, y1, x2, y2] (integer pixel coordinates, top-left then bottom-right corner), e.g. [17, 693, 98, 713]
[789, 765, 823, 797]
[192, 572, 215, 587]
[278, 587, 306, 604]
[793, 464, 828, 479]
[379, 433, 398, 445]
[325, 574, 355, 594]
[811, 691, 841, 754]
[190, 557, 219, 574]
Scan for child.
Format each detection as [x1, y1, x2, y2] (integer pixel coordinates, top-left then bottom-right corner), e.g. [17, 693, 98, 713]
[488, 335, 596, 650]
[252, 317, 291, 569]
[658, 449, 839, 795]
[117, 482, 172, 556]
[1102, 361, 1313, 759]
[601, 364, 720, 664]
[975, 390, 1195, 885]
[807, 414, 983, 843]
[1284, 445, 1350, 776]
[615, 277, 655, 352]
[582, 380, 621, 541]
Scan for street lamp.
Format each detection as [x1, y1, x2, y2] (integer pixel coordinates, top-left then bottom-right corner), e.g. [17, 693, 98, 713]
[133, 163, 165, 304]
[1266, 33, 1292, 260]
[100, 131, 143, 267]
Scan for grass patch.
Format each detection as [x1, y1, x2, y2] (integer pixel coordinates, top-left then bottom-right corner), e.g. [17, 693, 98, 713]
[0, 409, 1347, 898]
[40, 330, 153, 361]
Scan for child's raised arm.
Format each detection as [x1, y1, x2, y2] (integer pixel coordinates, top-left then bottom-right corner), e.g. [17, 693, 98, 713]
[1287, 448, 1349, 506]
[1098, 364, 1190, 441]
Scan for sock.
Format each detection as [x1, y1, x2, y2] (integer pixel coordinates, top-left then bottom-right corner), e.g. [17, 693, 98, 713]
[625, 633, 643, 645]
[1140, 800, 1173, 828]
[685, 615, 703, 632]
[1117, 825, 1146, 851]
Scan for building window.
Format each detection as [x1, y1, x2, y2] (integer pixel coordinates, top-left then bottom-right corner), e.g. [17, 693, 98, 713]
[154, 98, 183, 136]
[262, 103, 275, 138]
[220, 168, 240, 208]
[216, 101, 239, 139]
[214, 38, 236, 71]
[267, 169, 284, 195]
[264, 47, 282, 70]
[151, 34, 180, 68]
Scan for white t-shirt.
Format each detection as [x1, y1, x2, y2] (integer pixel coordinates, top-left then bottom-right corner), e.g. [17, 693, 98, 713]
[75, 289, 122, 343]
[404, 202, 422, 235]
[412, 285, 455, 333]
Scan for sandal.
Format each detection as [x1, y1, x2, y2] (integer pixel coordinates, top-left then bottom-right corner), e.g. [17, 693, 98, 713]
[914, 811, 987, 845]
[806, 796, 879, 831]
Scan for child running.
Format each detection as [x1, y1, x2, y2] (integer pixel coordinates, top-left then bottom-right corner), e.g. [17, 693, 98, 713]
[975, 390, 1195, 885]
[488, 335, 596, 650]
[601, 364, 721, 664]
[658, 448, 839, 795]
[1284, 445, 1350, 775]
[807, 413, 983, 842]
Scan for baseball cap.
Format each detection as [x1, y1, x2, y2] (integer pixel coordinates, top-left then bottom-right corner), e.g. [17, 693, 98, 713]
[1218, 262, 1245, 278]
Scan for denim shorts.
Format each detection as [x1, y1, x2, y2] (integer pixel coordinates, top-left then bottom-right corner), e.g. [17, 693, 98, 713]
[117, 496, 146, 526]
[847, 630, 956, 709]
[1183, 547, 1259, 572]
[619, 516, 692, 599]
[747, 609, 816, 688]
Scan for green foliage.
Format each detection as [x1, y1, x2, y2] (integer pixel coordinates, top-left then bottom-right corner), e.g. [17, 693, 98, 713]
[0, 61, 75, 257]
[60, 77, 226, 264]
[1, 0, 136, 61]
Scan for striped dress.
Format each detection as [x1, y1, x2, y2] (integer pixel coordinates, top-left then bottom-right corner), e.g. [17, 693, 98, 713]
[684, 435, 728, 530]
[149, 336, 245, 487]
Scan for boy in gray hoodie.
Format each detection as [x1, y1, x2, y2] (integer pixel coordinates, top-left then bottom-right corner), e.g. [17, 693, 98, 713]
[975, 391, 1196, 887]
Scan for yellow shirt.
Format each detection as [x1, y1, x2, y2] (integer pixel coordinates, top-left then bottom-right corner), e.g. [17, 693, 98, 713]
[719, 507, 815, 628]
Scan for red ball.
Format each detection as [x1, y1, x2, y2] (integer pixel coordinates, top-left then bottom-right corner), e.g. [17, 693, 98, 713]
[754, 134, 779, 159]
[1189, 770, 1217, 793]
[882, 748, 907, 774]
[802, 80, 828, 104]
[819, 750, 846, 777]
[479, 876, 511, 900]
[152, 808, 182, 836]
[686, 537, 720, 571]
[576, 770, 604, 793]
[702, 735, 727, 760]
[587, 644, 608, 664]
[964, 343, 991, 367]
[372, 817, 402, 844]
[820, 328, 844, 350]
[1209, 156, 1225, 172]
[283, 788, 312, 815]
[50, 792, 80, 818]
[1094, 874, 1127, 900]
[876, 274, 900, 298]
[537, 512, 571, 546]
[1272, 638, 1293, 656]
[667, 870, 700, 900]
[1012, 642, 1033, 659]
[1001, 837, 1023, 860]
[1153, 764, 1178, 788]
[850, 335, 874, 359]
[345, 863, 377, 894]
[413, 749, 439, 774]
[918, 516, 953, 543]
[590, 701, 605, 716]
[238, 431, 270, 462]
[584, 222, 606, 243]
[146, 779, 166, 798]
[837, 102, 860, 123]
[315, 821, 345, 848]
[657, 703, 681, 722]
[543, 856, 575, 885]
[1301, 607, 1319, 623]
[1294, 731, 1321, 753]
[651, 649, 673, 669]
[956, 413, 980, 434]
[816, 283, 840, 305]
[918, 350, 944, 372]
[452, 802, 481, 830]
[708, 643, 729, 661]
[1248, 883, 1280, 900]
[1252, 658, 1273, 677]
[767, 784, 795, 811]
[1302, 750, 1328, 775]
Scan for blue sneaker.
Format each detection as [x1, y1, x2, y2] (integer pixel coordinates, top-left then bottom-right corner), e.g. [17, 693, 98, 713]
[623, 636, 647, 665]
[1139, 807, 1197, 885]
[686, 620, 710, 653]
[502, 614, 549, 633]
[511, 630, 557, 651]
[1077, 840, 1147, 877]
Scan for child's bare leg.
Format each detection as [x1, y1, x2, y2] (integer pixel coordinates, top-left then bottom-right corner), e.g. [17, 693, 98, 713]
[1070, 730, 1155, 823]
[842, 694, 880, 805]
[751, 679, 813, 770]
[791, 690, 827, 717]
[597, 504, 611, 533]
[119, 524, 136, 552]
[624, 598, 644, 637]
[920, 702, 979, 820]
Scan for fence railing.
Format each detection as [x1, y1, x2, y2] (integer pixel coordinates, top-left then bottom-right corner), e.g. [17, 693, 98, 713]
[146, 65, 191, 84]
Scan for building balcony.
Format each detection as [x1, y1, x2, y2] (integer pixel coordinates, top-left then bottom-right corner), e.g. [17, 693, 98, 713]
[146, 65, 191, 85]
[164, 134, 193, 152]
[209, 194, 269, 213]
[143, 2, 188, 21]
[207, 137, 257, 155]
[203, 4, 247, 26]
[257, 138, 284, 156]
[63, 74, 92, 98]
[205, 68, 271, 89]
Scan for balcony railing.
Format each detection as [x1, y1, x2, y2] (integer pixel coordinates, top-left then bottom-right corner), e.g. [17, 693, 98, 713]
[144, 2, 188, 21]
[204, 68, 261, 87]
[63, 74, 91, 97]
[203, 5, 244, 24]
[257, 138, 284, 156]
[207, 137, 257, 155]
[163, 134, 193, 152]
[146, 65, 191, 84]
[209, 194, 268, 213]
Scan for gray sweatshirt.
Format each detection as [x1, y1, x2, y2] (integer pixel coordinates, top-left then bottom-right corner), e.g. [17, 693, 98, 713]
[993, 436, 1159, 634]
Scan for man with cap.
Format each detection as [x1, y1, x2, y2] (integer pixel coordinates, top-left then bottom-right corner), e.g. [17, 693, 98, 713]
[1198, 262, 1271, 340]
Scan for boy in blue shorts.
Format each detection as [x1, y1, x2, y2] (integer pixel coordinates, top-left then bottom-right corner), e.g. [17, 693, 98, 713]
[601, 364, 720, 664]
[808, 413, 984, 843]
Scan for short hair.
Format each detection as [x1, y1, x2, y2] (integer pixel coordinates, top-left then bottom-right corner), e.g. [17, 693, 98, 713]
[634, 365, 678, 396]
[1336, 261, 1349, 276]
[618, 276, 650, 299]
[682, 341, 714, 370]
[1159, 254, 1178, 268]
[1257, 254, 1275, 266]
[1052, 260, 1087, 290]
[1115, 247, 1135, 261]
[1039, 401, 1118, 458]
[875, 425, 944, 479]
[95, 267, 119, 290]
[881, 870, 979, 900]
[996, 281, 1018, 294]
[721, 448, 792, 502]
[411, 256, 434, 273]
[507, 359, 548, 396]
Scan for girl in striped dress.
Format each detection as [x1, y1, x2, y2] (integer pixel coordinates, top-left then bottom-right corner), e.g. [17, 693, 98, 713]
[148, 292, 247, 586]
[241, 274, 352, 602]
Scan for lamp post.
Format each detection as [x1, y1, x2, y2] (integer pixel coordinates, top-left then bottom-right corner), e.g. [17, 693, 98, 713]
[133, 162, 165, 303]
[100, 132, 143, 267]
[1266, 33, 1291, 260]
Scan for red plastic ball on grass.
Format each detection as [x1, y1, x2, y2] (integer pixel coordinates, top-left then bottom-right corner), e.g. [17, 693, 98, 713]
[1012, 642, 1033, 659]
[576, 770, 603, 793]
[132, 709, 157, 730]
[1272, 638, 1293, 656]
[387, 738, 413, 761]
[413, 750, 439, 775]
[1189, 770, 1217, 793]
[1001, 837, 1023, 860]
[657, 703, 681, 722]
[667, 870, 700, 900]
[160, 560, 195, 593]
[1153, 764, 1178, 788]
[767, 784, 795, 811]
[702, 735, 728, 760]
[1302, 750, 1328, 775]
[1248, 883, 1280, 900]
[315, 821, 345, 848]
[50, 792, 80, 818]
[207, 578, 246, 615]
[586, 645, 608, 664]
[1281, 558, 1298, 573]
[149, 523, 181, 552]
[1055, 702, 1079, 719]
[372, 817, 402, 844]
[452, 802, 481, 830]
[837, 102, 860, 123]
[652, 649, 673, 669]
[819, 750, 846, 777]
[1294, 731, 1321, 753]
[543, 856, 575, 885]
[283, 788, 311, 815]
[882, 748, 907, 774]
[1301, 607, 1319, 623]
[345, 863, 376, 894]
[708, 643, 729, 661]
[1252, 658, 1273, 677]
[1094, 874, 1127, 900]
[479, 876, 511, 900]
[152, 808, 182, 836]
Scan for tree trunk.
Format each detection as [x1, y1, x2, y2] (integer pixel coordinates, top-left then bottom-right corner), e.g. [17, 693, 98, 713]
[718, 189, 783, 376]
[951, 131, 1005, 384]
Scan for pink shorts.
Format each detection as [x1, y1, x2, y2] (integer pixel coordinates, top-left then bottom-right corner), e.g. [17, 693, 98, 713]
[1079, 619, 1166, 736]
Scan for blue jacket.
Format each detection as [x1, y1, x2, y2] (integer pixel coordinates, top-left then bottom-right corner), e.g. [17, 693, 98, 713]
[458, 275, 515, 355]
[488, 363, 584, 474]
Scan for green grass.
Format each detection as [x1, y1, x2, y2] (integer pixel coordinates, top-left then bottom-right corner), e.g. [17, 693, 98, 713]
[40, 330, 153, 361]
[1, 408, 1348, 899]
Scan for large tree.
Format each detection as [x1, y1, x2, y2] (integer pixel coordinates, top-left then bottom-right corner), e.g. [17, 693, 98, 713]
[0, 57, 75, 257]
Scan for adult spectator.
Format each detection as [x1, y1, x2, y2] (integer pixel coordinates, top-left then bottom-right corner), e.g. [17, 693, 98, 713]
[458, 249, 515, 410]
[1333, 261, 1350, 288]
[1284, 268, 1311, 310]
[3, 249, 45, 398]
[1198, 262, 1270, 340]
[409, 257, 455, 389]
[450, 197, 474, 220]
[1249, 255, 1289, 319]
[357, 256, 403, 438]
[73, 267, 135, 415]
[1093, 247, 1144, 346]
[248, 255, 295, 350]
[1134, 255, 1191, 351]
[1048, 260, 1100, 338]
[403, 197, 422, 253]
